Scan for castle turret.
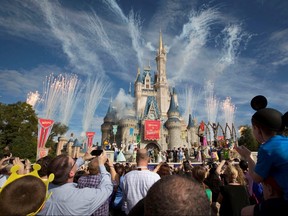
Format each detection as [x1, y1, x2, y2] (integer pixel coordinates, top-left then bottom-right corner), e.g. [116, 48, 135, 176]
[187, 114, 198, 147]
[119, 104, 138, 145]
[134, 67, 143, 117]
[72, 138, 82, 158]
[165, 92, 181, 149]
[56, 136, 68, 156]
[101, 102, 115, 145]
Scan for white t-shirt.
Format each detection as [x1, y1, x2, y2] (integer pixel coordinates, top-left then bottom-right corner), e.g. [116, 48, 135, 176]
[122, 170, 160, 213]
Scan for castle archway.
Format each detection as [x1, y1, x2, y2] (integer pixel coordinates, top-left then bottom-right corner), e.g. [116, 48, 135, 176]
[145, 142, 160, 151]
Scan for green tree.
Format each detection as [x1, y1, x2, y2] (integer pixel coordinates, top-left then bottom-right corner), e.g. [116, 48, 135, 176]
[0, 102, 69, 162]
[0, 102, 38, 160]
[238, 125, 259, 151]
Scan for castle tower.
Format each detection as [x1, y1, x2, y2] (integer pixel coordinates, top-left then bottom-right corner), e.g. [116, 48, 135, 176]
[101, 102, 115, 145]
[134, 67, 143, 118]
[56, 136, 68, 155]
[72, 138, 82, 158]
[165, 91, 181, 149]
[187, 114, 198, 147]
[119, 104, 138, 145]
[154, 31, 170, 118]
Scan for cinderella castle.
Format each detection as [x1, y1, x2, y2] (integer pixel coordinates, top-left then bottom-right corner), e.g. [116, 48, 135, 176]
[101, 32, 200, 151]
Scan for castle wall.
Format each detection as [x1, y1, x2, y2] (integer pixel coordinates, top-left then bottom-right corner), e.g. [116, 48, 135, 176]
[168, 127, 182, 149]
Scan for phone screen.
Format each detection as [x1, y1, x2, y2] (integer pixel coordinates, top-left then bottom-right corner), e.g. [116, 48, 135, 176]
[91, 150, 103, 156]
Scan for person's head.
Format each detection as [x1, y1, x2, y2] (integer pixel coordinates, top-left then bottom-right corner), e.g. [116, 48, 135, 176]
[157, 162, 171, 177]
[183, 160, 193, 172]
[73, 170, 86, 183]
[88, 157, 99, 175]
[234, 164, 247, 185]
[239, 160, 248, 172]
[263, 176, 283, 200]
[0, 175, 46, 215]
[192, 165, 208, 183]
[144, 175, 211, 215]
[47, 154, 76, 185]
[0, 163, 54, 216]
[250, 95, 288, 141]
[223, 164, 238, 184]
[36, 155, 53, 178]
[136, 149, 150, 165]
[114, 163, 125, 176]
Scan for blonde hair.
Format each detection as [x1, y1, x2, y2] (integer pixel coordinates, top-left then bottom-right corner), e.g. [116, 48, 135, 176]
[224, 164, 238, 183]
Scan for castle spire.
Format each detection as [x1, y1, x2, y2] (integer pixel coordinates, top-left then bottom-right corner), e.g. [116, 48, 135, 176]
[187, 114, 194, 129]
[159, 30, 163, 54]
[168, 92, 178, 114]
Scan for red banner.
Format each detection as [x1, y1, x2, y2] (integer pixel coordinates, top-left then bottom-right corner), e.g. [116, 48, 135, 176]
[86, 132, 95, 148]
[37, 118, 54, 160]
[37, 118, 54, 149]
[144, 120, 160, 140]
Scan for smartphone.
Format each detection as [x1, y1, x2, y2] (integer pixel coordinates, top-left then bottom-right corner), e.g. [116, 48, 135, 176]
[91, 149, 103, 156]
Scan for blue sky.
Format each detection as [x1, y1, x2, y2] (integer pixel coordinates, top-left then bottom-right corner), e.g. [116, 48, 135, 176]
[0, 0, 287, 143]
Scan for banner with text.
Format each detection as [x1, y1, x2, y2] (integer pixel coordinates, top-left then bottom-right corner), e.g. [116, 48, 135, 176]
[37, 118, 54, 160]
[144, 120, 160, 140]
[86, 132, 96, 148]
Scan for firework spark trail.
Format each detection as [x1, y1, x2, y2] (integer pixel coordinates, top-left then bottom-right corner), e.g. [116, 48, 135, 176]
[26, 91, 40, 108]
[102, 0, 128, 23]
[128, 10, 144, 68]
[215, 24, 253, 75]
[60, 74, 82, 126]
[183, 86, 200, 123]
[42, 74, 63, 120]
[205, 80, 219, 124]
[87, 10, 126, 71]
[103, 0, 144, 68]
[172, 7, 221, 80]
[221, 96, 236, 128]
[36, 1, 105, 76]
[82, 76, 111, 133]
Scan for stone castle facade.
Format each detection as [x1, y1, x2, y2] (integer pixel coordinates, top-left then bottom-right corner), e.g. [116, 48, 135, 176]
[101, 32, 200, 151]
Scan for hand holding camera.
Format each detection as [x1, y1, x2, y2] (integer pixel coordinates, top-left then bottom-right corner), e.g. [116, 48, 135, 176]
[97, 150, 107, 166]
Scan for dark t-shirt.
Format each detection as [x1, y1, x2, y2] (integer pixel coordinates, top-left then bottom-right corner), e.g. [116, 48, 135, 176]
[219, 185, 250, 216]
[254, 198, 288, 216]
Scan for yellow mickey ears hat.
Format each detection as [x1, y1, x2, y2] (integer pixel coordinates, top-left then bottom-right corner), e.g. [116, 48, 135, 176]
[0, 164, 54, 216]
[0, 163, 54, 192]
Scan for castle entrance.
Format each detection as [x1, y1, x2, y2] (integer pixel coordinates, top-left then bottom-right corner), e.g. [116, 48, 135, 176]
[145, 142, 160, 151]
[145, 142, 161, 163]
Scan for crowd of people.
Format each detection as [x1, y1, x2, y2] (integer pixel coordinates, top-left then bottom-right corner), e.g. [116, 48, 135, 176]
[0, 95, 288, 216]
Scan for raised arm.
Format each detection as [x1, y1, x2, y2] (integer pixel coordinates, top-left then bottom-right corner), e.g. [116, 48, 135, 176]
[235, 145, 263, 183]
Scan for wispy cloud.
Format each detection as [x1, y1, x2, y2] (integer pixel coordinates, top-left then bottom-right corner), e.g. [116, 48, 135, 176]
[269, 29, 288, 66]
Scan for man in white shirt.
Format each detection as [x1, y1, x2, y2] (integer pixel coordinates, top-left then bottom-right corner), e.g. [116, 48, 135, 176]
[121, 148, 160, 214]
